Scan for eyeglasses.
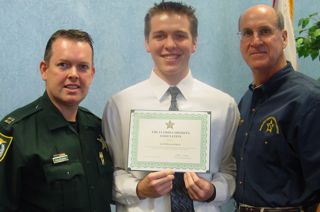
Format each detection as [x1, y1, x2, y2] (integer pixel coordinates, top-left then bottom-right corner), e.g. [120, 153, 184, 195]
[237, 26, 277, 41]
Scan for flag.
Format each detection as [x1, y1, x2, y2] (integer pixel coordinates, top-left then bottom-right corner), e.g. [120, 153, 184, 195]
[273, 0, 298, 70]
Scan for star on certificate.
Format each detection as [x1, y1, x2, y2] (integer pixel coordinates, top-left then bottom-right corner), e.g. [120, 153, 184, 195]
[166, 120, 175, 129]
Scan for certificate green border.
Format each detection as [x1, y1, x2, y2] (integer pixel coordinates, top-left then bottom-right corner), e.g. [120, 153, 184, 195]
[128, 111, 210, 172]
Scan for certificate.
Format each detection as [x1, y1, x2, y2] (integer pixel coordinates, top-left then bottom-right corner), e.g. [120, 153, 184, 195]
[127, 110, 211, 173]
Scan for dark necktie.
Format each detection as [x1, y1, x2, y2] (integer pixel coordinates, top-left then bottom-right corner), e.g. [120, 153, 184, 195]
[168, 87, 194, 212]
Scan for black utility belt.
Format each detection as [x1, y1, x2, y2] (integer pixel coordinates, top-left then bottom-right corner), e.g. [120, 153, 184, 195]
[238, 203, 318, 212]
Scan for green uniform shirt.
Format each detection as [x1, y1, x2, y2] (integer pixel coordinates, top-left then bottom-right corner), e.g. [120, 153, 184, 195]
[0, 92, 113, 212]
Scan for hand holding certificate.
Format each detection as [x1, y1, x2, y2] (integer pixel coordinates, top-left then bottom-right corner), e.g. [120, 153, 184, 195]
[128, 110, 211, 173]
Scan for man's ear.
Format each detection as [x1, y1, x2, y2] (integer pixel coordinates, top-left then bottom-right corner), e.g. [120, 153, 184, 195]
[192, 38, 197, 53]
[39, 60, 48, 81]
[282, 30, 288, 49]
[91, 66, 96, 77]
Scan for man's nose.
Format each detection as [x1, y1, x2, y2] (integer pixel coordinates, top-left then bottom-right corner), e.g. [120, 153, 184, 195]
[164, 36, 177, 48]
[68, 67, 79, 80]
[250, 32, 263, 45]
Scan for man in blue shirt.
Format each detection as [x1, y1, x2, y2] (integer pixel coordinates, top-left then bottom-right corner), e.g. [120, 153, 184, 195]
[234, 4, 320, 212]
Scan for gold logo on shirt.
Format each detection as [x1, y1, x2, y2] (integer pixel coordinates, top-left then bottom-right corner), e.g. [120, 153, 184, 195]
[259, 116, 279, 134]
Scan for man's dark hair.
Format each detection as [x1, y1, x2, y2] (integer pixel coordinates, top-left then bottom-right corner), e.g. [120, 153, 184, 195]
[144, 1, 198, 39]
[44, 29, 94, 64]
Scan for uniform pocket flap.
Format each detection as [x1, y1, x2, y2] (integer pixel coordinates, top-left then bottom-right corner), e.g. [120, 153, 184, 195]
[43, 161, 85, 183]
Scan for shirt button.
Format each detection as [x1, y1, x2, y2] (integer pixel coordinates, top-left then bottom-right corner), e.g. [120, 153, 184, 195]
[245, 132, 248, 136]
[264, 140, 269, 144]
[240, 157, 243, 160]
[251, 108, 256, 112]
[90, 185, 95, 190]
[66, 171, 70, 175]
[239, 181, 243, 185]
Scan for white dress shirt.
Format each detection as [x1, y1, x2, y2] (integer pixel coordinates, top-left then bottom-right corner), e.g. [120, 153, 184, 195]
[102, 71, 240, 212]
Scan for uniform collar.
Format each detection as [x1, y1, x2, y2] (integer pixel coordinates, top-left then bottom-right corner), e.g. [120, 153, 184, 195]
[37, 92, 97, 132]
[149, 70, 194, 102]
[39, 92, 72, 131]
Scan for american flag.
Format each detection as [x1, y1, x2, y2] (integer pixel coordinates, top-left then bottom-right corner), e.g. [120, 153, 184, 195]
[273, 0, 298, 70]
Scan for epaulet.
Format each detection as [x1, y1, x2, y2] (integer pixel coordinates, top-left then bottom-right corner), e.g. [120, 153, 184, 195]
[79, 106, 101, 121]
[0, 98, 42, 132]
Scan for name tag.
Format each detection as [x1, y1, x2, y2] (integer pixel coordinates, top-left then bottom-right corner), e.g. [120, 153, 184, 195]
[52, 153, 69, 164]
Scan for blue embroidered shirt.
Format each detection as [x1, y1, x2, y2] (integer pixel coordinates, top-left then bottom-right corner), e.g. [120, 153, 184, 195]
[234, 62, 320, 207]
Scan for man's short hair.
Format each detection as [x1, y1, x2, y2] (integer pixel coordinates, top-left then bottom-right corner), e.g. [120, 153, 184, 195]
[238, 7, 285, 31]
[144, 1, 198, 39]
[275, 10, 285, 30]
[44, 29, 94, 64]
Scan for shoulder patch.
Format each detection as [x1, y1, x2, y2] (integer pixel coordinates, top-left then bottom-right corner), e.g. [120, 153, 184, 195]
[0, 132, 13, 162]
[0, 98, 42, 131]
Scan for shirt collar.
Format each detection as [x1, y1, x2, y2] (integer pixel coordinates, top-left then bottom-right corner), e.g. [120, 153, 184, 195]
[39, 92, 70, 131]
[249, 61, 293, 95]
[148, 70, 194, 101]
[38, 92, 96, 132]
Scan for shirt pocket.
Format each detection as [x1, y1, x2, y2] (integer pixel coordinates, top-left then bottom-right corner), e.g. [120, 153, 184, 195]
[43, 161, 85, 183]
[41, 161, 90, 210]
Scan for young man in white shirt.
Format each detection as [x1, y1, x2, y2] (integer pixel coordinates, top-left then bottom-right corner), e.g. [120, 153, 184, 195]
[102, 2, 240, 211]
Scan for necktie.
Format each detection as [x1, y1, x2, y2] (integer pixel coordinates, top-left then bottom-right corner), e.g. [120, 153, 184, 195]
[169, 86, 180, 111]
[168, 87, 194, 212]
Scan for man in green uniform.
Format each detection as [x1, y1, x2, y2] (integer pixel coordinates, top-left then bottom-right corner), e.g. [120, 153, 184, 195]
[0, 29, 113, 212]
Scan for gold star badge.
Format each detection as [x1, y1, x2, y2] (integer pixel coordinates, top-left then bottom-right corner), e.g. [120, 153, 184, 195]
[97, 135, 107, 150]
[166, 120, 175, 129]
